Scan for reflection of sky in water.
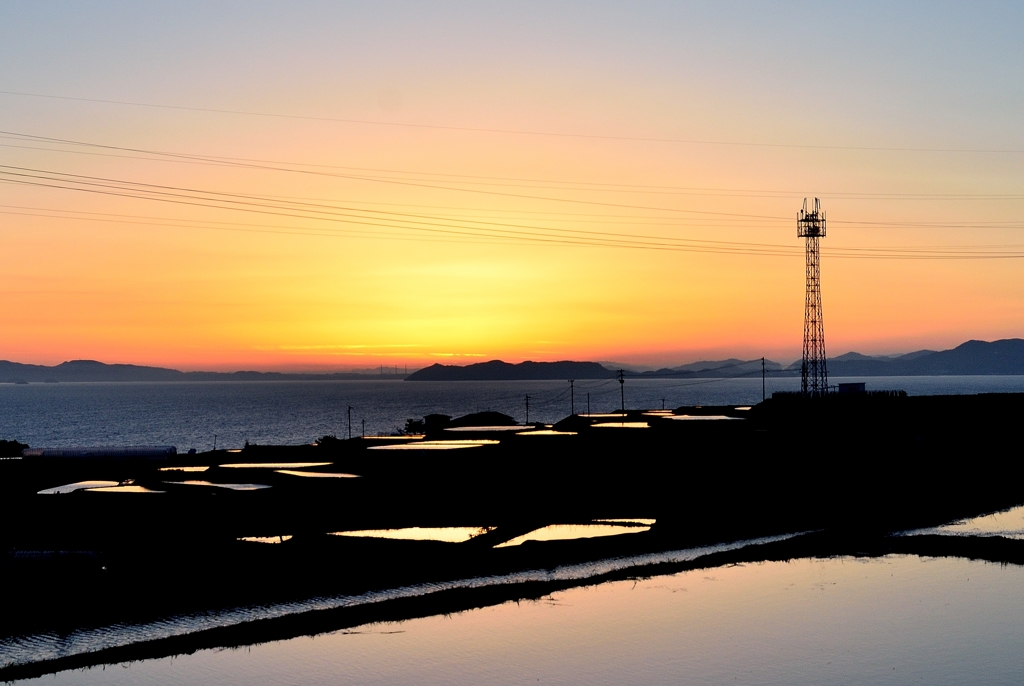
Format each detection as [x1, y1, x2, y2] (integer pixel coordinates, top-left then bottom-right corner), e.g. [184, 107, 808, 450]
[496, 524, 650, 548]
[0, 536, 791, 671]
[37, 480, 117, 494]
[368, 440, 499, 450]
[595, 518, 656, 526]
[274, 470, 359, 478]
[172, 481, 269, 491]
[912, 505, 1024, 540]
[330, 527, 491, 543]
[516, 429, 576, 436]
[666, 414, 743, 421]
[238, 536, 292, 544]
[19, 555, 1024, 685]
[219, 462, 330, 469]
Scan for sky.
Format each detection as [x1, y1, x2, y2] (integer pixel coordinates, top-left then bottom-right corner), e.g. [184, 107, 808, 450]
[0, 2, 1022, 371]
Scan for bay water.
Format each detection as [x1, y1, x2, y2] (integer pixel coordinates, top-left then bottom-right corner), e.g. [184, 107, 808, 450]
[2, 375, 1023, 451]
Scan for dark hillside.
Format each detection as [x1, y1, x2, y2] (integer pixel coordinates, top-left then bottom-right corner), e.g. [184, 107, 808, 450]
[407, 360, 616, 381]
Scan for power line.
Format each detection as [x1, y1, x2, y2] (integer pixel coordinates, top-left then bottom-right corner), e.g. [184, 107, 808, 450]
[0, 176, 800, 255]
[0, 132, 800, 218]
[6, 136, 1024, 201]
[5, 138, 1024, 202]
[5, 174, 1024, 259]
[0, 165, 810, 254]
[6, 130, 1024, 229]
[2, 89, 1022, 154]
[5, 164, 1020, 248]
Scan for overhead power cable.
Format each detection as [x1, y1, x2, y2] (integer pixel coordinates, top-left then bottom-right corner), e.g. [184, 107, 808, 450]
[2, 90, 1023, 154]
[5, 130, 1024, 203]
[4, 138, 1024, 201]
[0, 131, 794, 219]
[5, 165, 1024, 258]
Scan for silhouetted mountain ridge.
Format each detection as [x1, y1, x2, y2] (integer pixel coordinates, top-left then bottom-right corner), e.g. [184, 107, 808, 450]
[3, 339, 1023, 382]
[794, 339, 1024, 376]
[410, 339, 1024, 380]
[0, 360, 404, 383]
[407, 360, 615, 381]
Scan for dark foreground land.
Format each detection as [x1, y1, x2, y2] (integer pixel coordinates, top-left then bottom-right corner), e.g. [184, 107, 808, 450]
[2, 392, 1024, 680]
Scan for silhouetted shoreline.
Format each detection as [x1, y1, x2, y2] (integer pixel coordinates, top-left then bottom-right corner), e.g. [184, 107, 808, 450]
[4, 338, 1024, 383]
[3, 392, 1024, 680]
[3, 530, 1022, 682]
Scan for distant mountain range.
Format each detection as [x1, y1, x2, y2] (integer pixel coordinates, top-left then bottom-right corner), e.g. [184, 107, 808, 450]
[406, 360, 614, 381]
[408, 339, 1024, 381]
[820, 339, 1024, 376]
[0, 360, 403, 383]
[4, 339, 1024, 383]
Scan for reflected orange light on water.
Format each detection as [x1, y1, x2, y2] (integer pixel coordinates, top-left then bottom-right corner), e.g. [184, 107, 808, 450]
[39, 555, 1024, 684]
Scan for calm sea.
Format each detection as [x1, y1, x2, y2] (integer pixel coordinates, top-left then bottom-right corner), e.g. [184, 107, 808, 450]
[2, 375, 1023, 450]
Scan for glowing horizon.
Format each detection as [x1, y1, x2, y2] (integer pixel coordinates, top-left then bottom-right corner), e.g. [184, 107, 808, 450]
[1, 4, 1022, 372]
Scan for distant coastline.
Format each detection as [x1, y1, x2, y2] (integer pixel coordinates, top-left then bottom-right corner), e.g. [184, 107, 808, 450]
[0, 360, 407, 384]
[3, 338, 1024, 383]
[408, 339, 1024, 381]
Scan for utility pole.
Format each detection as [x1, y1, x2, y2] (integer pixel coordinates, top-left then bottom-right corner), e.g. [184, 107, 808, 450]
[361, 418, 365, 438]
[798, 198, 828, 397]
[213, 434, 217, 452]
[618, 370, 625, 417]
[762, 357, 766, 402]
[661, 398, 666, 410]
[347, 406, 353, 440]
[568, 379, 575, 415]
[525, 394, 530, 424]
[587, 393, 590, 416]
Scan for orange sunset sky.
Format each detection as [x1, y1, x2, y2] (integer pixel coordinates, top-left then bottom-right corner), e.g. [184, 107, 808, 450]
[1, 3, 1022, 371]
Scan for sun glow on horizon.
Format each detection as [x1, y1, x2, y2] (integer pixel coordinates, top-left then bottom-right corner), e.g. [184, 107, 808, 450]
[1, 4, 1022, 370]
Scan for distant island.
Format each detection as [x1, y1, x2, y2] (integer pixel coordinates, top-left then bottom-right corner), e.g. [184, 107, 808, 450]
[3, 339, 1024, 383]
[0, 359, 406, 384]
[408, 339, 1024, 381]
[406, 360, 615, 381]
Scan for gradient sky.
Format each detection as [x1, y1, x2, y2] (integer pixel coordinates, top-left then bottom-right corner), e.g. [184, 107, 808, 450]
[1, 2, 1022, 370]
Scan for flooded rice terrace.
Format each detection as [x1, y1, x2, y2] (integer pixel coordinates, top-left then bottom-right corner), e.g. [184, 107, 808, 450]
[6, 378, 1024, 683]
[13, 552, 1024, 685]
[3, 375, 1024, 449]
[7, 506, 1024, 684]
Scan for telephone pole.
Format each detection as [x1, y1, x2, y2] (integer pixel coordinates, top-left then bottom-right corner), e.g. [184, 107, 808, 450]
[797, 198, 828, 397]
[587, 392, 590, 416]
[762, 357, 766, 402]
[618, 370, 625, 416]
[347, 406, 353, 440]
[525, 394, 530, 424]
[568, 379, 575, 415]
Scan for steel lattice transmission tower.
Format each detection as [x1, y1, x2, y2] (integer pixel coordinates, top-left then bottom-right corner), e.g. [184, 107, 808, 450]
[797, 198, 828, 397]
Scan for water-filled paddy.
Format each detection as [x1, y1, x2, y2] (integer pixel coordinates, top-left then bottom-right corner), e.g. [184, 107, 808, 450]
[15, 554, 1024, 685]
[911, 504, 1024, 540]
